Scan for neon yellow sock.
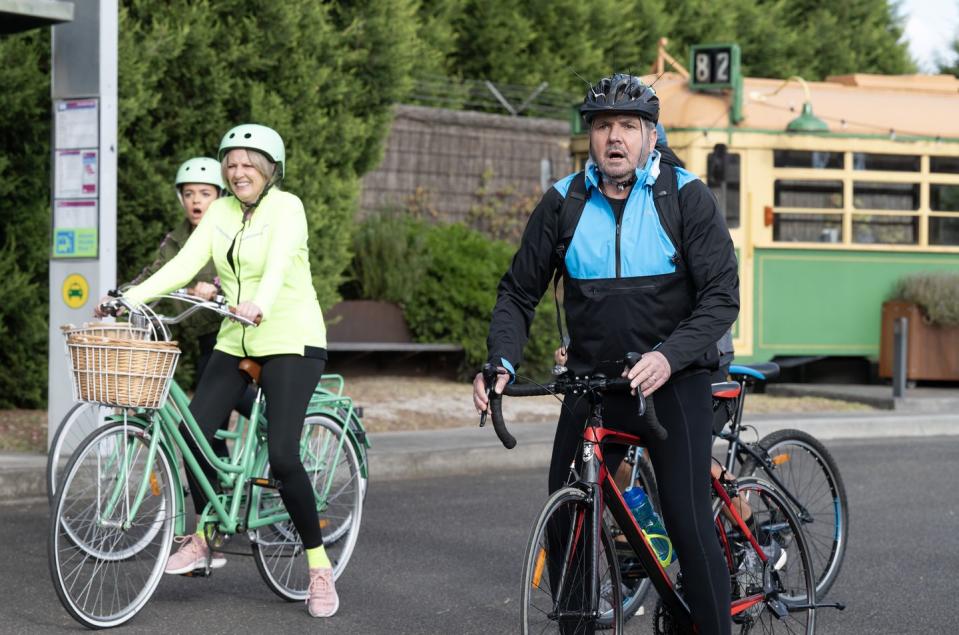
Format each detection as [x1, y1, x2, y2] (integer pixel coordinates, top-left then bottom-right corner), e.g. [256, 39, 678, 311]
[306, 545, 331, 569]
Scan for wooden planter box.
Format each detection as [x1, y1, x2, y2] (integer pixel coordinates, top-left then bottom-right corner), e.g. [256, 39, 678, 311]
[879, 301, 959, 380]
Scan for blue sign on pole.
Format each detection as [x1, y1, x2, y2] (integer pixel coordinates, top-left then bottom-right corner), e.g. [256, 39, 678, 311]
[54, 229, 76, 256]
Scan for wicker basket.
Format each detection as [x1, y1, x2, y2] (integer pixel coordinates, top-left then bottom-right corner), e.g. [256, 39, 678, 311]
[61, 321, 152, 341]
[64, 334, 181, 409]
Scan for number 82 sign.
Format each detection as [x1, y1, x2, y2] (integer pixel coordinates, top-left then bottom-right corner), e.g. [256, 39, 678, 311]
[689, 44, 741, 91]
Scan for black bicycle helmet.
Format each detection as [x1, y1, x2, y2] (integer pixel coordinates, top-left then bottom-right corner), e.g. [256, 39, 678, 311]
[580, 73, 659, 124]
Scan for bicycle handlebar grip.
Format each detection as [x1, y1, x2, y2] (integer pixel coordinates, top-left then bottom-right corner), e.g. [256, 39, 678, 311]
[643, 394, 668, 441]
[503, 383, 551, 397]
[227, 306, 262, 326]
[488, 393, 517, 449]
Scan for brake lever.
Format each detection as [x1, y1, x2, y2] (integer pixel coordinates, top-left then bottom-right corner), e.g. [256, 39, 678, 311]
[624, 352, 646, 416]
[480, 363, 497, 427]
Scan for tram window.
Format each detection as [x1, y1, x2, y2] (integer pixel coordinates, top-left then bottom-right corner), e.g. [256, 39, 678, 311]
[931, 156, 959, 174]
[773, 213, 842, 242]
[853, 182, 919, 210]
[707, 150, 740, 228]
[852, 215, 918, 245]
[774, 180, 842, 208]
[930, 216, 959, 246]
[773, 150, 843, 169]
[931, 184, 959, 211]
[852, 153, 920, 172]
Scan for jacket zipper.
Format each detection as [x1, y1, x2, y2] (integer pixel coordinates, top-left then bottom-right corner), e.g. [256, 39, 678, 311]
[226, 213, 250, 357]
[614, 204, 624, 279]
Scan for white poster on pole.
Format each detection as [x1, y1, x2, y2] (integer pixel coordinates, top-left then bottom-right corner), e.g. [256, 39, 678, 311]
[55, 99, 98, 149]
[54, 149, 98, 198]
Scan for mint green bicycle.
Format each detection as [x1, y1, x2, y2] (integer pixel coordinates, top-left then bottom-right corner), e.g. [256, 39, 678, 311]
[48, 293, 369, 629]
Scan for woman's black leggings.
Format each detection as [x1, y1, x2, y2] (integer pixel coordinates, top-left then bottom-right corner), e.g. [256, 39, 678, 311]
[548, 370, 731, 635]
[184, 350, 325, 549]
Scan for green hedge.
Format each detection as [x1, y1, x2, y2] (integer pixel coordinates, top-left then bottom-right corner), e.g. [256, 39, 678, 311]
[350, 215, 557, 380]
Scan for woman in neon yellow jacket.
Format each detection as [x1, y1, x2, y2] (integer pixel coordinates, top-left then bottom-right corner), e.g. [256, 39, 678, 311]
[123, 124, 338, 618]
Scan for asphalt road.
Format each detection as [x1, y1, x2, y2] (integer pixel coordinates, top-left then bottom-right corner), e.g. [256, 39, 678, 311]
[3, 435, 958, 634]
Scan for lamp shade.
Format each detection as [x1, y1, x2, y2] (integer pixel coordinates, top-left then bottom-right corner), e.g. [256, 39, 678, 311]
[787, 102, 829, 133]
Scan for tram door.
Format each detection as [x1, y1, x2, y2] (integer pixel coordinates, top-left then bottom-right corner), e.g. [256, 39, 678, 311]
[683, 141, 753, 359]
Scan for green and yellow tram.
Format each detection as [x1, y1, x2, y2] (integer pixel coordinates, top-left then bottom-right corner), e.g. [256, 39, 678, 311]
[572, 61, 959, 370]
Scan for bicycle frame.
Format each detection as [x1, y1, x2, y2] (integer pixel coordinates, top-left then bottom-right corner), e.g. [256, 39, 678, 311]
[97, 373, 366, 540]
[576, 407, 776, 632]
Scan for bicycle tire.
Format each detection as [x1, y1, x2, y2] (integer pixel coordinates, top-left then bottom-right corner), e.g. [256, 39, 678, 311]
[740, 428, 848, 599]
[599, 450, 657, 628]
[46, 402, 116, 503]
[252, 414, 364, 600]
[48, 421, 176, 628]
[721, 476, 816, 634]
[521, 486, 624, 634]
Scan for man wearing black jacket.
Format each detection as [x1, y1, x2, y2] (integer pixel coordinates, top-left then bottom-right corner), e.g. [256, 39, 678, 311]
[472, 74, 739, 634]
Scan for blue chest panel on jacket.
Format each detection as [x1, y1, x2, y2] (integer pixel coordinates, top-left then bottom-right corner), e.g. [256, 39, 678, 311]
[553, 156, 687, 280]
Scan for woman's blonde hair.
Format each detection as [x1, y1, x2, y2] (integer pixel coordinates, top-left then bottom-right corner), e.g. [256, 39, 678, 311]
[220, 148, 278, 196]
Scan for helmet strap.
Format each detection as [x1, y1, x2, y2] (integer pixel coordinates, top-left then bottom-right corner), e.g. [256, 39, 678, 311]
[240, 181, 274, 220]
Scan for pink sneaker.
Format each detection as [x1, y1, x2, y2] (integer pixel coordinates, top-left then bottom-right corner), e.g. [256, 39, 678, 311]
[164, 534, 227, 575]
[306, 567, 339, 617]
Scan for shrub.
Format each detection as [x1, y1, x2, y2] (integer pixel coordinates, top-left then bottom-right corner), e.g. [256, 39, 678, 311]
[403, 222, 557, 380]
[889, 272, 959, 327]
[347, 211, 429, 305]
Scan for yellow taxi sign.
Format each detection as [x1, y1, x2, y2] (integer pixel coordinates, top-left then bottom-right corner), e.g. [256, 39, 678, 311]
[62, 273, 89, 309]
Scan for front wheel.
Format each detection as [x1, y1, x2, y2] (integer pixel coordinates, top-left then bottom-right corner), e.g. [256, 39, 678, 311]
[252, 415, 364, 600]
[48, 421, 176, 629]
[521, 487, 624, 634]
[740, 428, 848, 599]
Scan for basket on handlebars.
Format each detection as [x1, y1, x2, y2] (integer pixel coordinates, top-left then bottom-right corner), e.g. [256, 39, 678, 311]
[61, 321, 152, 341]
[63, 332, 180, 409]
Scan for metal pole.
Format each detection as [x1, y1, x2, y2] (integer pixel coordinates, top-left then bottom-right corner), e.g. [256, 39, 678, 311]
[892, 316, 908, 399]
[48, 0, 117, 445]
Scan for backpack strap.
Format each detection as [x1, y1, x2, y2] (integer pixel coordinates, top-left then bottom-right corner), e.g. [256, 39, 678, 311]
[652, 165, 685, 268]
[553, 171, 589, 348]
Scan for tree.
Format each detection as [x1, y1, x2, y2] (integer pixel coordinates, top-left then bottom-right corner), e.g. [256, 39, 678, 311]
[0, 1, 425, 406]
[0, 31, 51, 407]
[419, 0, 915, 95]
[117, 0, 423, 308]
[420, 0, 670, 98]
[937, 37, 959, 77]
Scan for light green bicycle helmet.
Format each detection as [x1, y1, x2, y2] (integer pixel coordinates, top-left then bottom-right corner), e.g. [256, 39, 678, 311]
[175, 157, 225, 191]
[218, 123, 286, 179]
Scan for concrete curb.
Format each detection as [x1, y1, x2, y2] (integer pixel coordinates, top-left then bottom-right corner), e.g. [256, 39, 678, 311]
[768, 383, 959, 412]
[367, 410, 959, 481]
[6, 410, 959, 499]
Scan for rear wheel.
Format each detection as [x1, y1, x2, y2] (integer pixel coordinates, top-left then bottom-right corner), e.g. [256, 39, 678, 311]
[521, 486, 624, 634]
[740, 429, 848, 599]
[48, 421, 175, 628]
[252, 415, 364, 600]
[47, 403, 116, 502]
[721, 477, 816, 634]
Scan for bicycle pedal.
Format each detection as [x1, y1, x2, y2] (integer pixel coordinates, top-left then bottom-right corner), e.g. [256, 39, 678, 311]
[180, 567, 213, 578]
[250, 477, 280, 489]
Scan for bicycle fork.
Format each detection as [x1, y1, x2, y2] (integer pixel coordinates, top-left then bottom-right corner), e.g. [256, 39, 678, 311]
[582, 439, 602, 621]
